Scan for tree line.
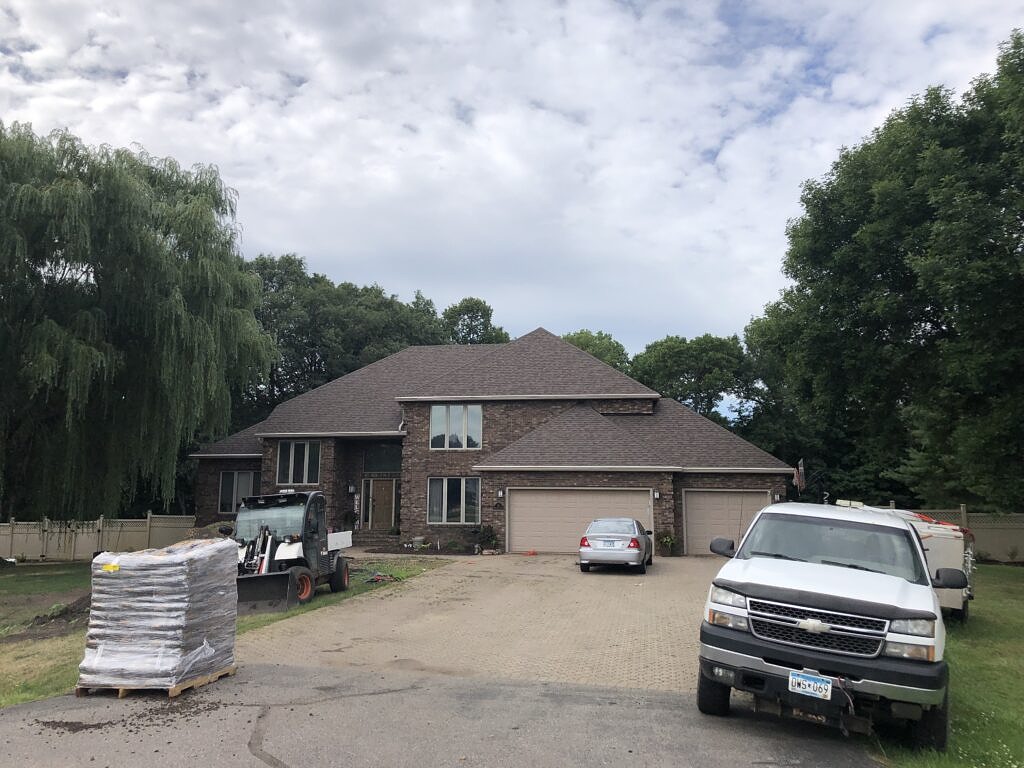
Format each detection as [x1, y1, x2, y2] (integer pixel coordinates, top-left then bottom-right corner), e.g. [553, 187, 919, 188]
[2, 31, 1022, 519]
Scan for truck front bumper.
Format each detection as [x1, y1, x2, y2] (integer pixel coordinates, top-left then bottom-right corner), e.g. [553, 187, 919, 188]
[699, 623, 946, 708]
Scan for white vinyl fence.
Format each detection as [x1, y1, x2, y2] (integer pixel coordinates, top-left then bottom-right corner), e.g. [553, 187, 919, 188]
[0, 513, 196, 561]
[918, 507, 1024, 563]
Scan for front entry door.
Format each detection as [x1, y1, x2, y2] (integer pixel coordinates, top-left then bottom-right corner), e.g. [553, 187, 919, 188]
[369, 479, 395, 530]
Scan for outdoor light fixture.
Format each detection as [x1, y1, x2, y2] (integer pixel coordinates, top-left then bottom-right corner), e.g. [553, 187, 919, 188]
[653, 491, 660, 499]
[497, 490, 504, 498]
[347, 483, 356, 494]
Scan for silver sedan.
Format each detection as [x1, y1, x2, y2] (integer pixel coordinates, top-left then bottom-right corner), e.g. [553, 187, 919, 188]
[579, 518, 654, 573]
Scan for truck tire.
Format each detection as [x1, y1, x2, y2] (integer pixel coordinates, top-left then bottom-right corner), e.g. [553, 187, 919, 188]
[329, 558, 350, 592]
[697, 672, 731, 716]
[290, 566, 316, 604]
[910, 690, 949, 751]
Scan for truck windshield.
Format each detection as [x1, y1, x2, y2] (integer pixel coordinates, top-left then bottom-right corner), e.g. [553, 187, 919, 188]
[737, 513, 928, 584]
[235, 504, 305, 541]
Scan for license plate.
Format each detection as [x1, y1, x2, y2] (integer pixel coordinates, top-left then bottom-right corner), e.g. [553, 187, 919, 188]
[788, 671, 832, 700]
[601, 540, 617, 548]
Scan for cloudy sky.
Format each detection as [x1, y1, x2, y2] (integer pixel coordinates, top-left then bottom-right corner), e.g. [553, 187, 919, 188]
[2, 1, 1021, 352]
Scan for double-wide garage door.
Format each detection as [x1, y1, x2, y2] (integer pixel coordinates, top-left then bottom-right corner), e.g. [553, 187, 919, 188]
[507, 489, 653, 554]
[684, 490, 770, 555]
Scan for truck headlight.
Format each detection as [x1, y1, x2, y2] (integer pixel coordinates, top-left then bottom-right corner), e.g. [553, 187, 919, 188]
[883, 641, 935, 662]
[710, 586, 747, 608]
[890, 618, 935, 637]
[708, 609, 749, 632]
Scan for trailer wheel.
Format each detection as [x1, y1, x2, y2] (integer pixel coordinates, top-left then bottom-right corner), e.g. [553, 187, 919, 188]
[329, 558, 350, 592]
[291, 566, 316, 604]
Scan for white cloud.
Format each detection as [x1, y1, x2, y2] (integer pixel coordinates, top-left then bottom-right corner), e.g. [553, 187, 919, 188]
[1, 0, 1021, 352]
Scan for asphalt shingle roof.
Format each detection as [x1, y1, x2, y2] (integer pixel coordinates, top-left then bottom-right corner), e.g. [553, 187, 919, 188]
[477, 399, 791, 471]
[474, 405, 673, 468]
[191, 421, 265, 457]
[398, 328, 657, 400]
[255, 343, 499, 436]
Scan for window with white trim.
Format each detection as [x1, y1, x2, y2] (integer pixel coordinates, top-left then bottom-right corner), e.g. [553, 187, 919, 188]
[276, 440, 321, 485]
[427, 477, 480, 524]
[429, 404, 482, 449]
[219, 471, 260, 515]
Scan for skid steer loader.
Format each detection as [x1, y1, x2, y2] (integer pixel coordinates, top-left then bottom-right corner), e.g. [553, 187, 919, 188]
[223, 490, 351, 615]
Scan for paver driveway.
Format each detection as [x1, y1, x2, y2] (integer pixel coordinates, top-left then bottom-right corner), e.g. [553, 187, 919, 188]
[239, 552, 722, 692]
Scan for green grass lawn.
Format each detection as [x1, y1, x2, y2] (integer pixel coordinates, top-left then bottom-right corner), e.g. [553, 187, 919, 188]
[881, 564, 1024, 767]
[0, 557, 447, 708]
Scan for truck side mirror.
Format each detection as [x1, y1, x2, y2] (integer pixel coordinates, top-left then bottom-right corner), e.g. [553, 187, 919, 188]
[709, 538, 736, 557]
[932, 568, 968, 590]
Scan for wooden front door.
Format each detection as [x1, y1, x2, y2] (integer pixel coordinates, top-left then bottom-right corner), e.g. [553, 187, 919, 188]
[369, 479, 395, 530]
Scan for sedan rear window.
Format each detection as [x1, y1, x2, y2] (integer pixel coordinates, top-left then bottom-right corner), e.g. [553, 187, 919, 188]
[587, 520, 636, 535]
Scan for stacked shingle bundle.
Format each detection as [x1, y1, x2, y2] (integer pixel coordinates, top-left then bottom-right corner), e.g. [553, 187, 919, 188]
[78, 538, 237, 690]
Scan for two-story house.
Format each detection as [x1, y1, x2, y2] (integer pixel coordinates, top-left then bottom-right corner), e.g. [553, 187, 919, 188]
[191, 328, 792, 554]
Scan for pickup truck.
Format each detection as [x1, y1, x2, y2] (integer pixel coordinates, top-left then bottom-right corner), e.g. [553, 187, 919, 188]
[697, 502, 968, 751]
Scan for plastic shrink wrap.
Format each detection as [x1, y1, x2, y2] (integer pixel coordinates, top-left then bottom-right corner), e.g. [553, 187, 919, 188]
[78, 538, 237, 689]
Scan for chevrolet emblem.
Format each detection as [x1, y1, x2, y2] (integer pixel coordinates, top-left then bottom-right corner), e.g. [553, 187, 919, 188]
[797, 618, 832, 634]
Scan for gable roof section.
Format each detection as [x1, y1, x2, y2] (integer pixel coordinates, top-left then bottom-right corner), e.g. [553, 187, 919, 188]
[474, 405, 678, 471]
[255, 343, 500, 436]
[475, 399, 791, 473]
[607, 399, 791, 471]
[396, 328, 658, 401]
[190, 420, 265, 457]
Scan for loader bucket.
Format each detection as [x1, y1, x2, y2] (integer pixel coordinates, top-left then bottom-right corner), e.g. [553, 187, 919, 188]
[236, 571, 298, 615]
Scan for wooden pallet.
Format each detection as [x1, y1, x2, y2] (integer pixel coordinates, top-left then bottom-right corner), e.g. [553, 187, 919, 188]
[76, 665, 237, 699]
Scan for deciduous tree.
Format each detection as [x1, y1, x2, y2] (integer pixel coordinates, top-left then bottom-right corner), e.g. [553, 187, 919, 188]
[0, 124, 272, 519]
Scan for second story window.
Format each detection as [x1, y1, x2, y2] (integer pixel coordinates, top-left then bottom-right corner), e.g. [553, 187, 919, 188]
[429, 404, 482, 449]
[277, 440, 321, 485]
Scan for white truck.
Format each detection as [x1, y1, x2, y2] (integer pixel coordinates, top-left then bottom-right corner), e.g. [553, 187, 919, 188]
[698, 502, 968, 751]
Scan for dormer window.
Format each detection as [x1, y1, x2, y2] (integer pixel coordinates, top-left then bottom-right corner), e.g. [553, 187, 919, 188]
[429, 404, 482, 450]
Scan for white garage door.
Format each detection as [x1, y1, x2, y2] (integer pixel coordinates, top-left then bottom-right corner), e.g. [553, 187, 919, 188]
[684, 490, 770, 555]
[507, 489, 653, 554]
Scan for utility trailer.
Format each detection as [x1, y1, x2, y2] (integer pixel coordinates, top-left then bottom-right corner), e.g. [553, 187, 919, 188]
[225, 490, 351, 614]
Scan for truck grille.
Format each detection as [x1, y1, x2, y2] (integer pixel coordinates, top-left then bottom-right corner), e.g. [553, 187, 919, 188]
[747, 599, 887, 658]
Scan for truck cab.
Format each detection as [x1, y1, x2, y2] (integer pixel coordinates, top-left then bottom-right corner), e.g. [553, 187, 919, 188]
[697, 502, 968, 751]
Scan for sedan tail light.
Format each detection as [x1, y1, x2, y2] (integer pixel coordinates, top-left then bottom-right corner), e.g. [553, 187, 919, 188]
[580, 536, 591, 548]
[627, 538, 640, 549]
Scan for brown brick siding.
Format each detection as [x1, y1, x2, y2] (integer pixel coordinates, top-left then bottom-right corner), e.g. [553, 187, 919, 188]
[193, 457, 262, 526]
[400, 401, 576, 542]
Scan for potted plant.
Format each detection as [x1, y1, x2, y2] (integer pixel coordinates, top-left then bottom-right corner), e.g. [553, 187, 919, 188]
[656, 531, 677, 557]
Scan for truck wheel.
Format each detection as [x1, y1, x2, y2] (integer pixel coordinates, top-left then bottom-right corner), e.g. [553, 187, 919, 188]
[697, 672, 731, 716]
[329, 558, 350, 592]
[910, 690, 949, 751]
[291, 566, 316, 604]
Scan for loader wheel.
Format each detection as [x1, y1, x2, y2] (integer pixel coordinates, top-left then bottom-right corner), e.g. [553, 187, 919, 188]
[330, 558, 350, 593]
[291, 566, 316, 604]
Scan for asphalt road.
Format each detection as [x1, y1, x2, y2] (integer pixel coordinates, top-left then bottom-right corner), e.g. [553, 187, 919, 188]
[0, 662, 878, 768]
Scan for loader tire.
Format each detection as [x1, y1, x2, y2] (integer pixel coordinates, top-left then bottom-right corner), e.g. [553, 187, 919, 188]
[291, 566, 316, 604]
[330, 558, 350, 592]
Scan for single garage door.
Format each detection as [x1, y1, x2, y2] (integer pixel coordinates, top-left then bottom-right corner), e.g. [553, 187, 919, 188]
[684, 490, 770, 555]
[507, 489, 653, 553]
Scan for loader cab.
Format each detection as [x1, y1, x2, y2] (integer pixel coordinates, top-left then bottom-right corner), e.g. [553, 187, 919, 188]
[303, 494, 329, 575]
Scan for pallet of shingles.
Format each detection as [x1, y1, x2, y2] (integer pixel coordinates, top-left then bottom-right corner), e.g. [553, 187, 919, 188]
[77, 538, 238, 698]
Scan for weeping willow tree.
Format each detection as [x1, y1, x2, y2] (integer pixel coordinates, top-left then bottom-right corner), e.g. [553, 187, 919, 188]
[0, 123, 272, 520]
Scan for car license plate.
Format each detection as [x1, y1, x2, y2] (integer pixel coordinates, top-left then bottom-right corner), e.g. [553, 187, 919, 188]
[788, 671, 832, 700]
[601, 540, 616, 548]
